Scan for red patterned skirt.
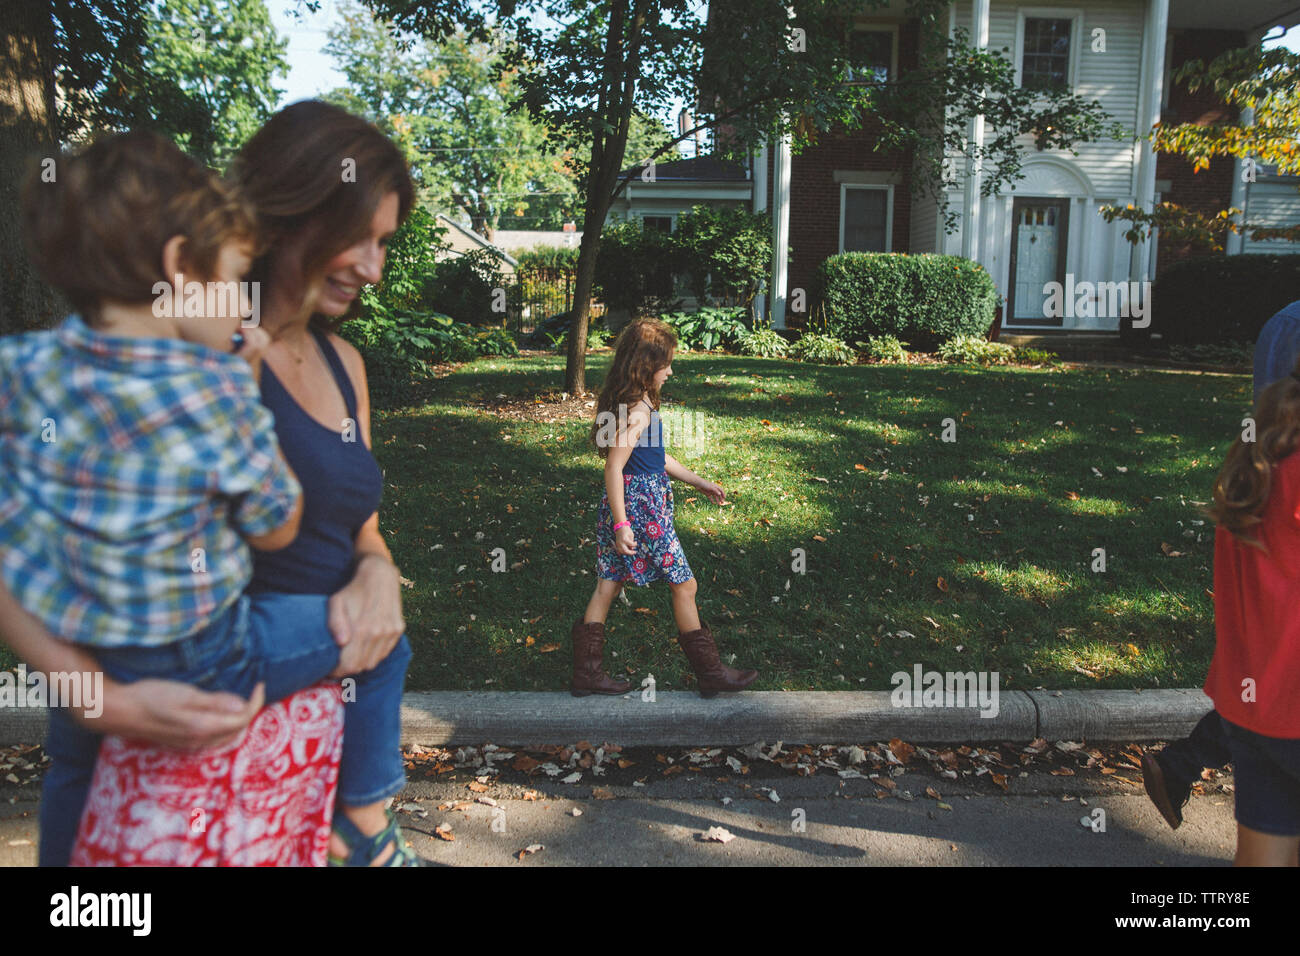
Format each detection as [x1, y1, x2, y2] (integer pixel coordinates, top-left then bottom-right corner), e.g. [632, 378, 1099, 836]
[71, 682, 345, 867]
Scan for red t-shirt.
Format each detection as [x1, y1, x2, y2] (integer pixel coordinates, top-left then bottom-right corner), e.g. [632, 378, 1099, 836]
[1207, 451, 1300, 738]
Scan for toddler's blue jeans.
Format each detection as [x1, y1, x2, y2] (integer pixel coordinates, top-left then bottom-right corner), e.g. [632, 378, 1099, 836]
[38, 592, 411, 866]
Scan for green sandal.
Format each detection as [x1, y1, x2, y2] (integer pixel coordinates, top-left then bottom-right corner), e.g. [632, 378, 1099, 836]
[328, 809, 425, 867]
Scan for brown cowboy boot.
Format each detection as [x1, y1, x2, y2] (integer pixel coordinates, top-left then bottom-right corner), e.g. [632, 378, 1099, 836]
[570, 617, 633, 697]
[676, 621, 758, 698]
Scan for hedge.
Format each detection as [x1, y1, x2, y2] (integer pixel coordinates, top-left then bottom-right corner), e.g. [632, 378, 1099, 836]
[815, 252, 998, 347]
[1144, 254, 1300, 346]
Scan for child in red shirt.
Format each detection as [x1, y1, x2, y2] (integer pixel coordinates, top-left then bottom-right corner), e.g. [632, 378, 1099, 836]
[1206, 366, 1300, 866]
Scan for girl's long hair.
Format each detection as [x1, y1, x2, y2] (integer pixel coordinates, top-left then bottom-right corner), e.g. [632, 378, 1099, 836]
[589, 318, 677, 458]
[1209, 362, 1300, 547]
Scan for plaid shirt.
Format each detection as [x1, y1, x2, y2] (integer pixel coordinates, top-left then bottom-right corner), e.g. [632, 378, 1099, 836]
[0, 315, 301, 648]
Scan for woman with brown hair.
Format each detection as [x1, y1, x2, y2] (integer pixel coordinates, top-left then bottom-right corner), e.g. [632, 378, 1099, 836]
[26, 100, 421, 866]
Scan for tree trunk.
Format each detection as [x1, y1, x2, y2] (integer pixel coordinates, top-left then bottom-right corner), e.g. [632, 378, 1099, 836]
[0, 1, 60, 336]
[564, 197, 609, 396]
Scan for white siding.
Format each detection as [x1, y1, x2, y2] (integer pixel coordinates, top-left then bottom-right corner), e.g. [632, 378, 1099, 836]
[1243, 179, 1300, 256]
[949, 0, 1144, 198]
[909, 185, 941, 252]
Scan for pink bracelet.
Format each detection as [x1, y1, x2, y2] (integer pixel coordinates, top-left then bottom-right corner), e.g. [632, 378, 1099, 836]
[612, 520, 631, 531]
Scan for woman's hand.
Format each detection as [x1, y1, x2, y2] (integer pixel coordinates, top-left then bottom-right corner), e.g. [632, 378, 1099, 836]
[697, 480, 727, 505]
[83, 677, 265, 751]
[615, 524, 637, 556]
[328, 553, 405, 676]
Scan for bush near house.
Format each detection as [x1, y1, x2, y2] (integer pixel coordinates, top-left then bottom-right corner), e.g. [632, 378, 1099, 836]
[672, 205, 772, 313]
[816, 252, 998, 349]
[658, 307, 749, 352]
[593, 220, 685, 318]
[340, 309, 518, 410]
[1146, 254, 1300, 346]
[427, 247, 509, 326]
[791, 331, 856, 365]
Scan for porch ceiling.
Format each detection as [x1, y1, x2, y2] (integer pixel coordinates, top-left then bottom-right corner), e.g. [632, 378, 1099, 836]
[1167, 0, 1300, 32]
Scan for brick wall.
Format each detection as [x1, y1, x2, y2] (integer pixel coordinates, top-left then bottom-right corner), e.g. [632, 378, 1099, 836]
[1155, 29, 1245, 271]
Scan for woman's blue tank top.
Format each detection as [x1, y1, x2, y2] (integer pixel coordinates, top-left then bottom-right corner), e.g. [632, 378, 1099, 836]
[248, 327, 384, 595]
[624, 400, 666, 475]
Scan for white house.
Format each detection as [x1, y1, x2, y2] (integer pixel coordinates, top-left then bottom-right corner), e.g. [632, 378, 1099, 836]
[698, 0, 1300, 331]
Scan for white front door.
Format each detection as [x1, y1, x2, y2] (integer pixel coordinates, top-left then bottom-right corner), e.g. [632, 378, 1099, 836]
[1008, 198, 1068, 327]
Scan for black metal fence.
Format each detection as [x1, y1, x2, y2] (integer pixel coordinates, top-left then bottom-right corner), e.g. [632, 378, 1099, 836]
[504, 265, 605, 334]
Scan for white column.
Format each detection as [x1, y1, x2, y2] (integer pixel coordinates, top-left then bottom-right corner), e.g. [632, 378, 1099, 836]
[754, 143, 769, 322]
[770, 122, 792, 330]
[1131, 0, 1169, 285]
[962, 0, 990, 263]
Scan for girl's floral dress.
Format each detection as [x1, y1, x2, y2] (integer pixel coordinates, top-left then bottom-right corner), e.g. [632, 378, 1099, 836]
[596, 404, 694, 586]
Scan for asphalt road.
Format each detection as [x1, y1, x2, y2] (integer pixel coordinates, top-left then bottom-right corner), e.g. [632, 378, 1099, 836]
[0, 742, 1237, 867]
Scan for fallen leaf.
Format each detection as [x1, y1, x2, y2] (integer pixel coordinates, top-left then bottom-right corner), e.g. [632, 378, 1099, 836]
[538, 643, 562, 653]
[925, 786, 941, 800]
[467, 781, 489, 793]
[888, 738, 916, 764]
[701, 826, 735, 843]
[936, 576, 948, 592]
[592, 787, 614, 800]
[512, 755, 541, 772]
[515, 843, 544, 860]
[434, 824, 454, 842]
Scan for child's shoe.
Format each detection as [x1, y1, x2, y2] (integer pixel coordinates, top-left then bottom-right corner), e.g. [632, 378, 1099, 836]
[1141, 750, 1190, 830]
[570, 617, 634, 697]
[676, 621, 758, 698]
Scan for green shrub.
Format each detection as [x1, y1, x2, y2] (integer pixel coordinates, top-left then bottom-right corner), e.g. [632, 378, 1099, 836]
[791, 331, 856, 364]
[816, 253, 998, 348]
[672, 205, 772, 311]
[1011, 346, 1061, 366]
[658, 307, 748, 352]
[511, 245, 581, 273]
[938, 335, 1016, 365]
[358, 205, 447, 315]
[738, 328, 790, 358]
[587, 323, 612, 348]
[340, 308, 517, 409]
[593, 220, 685, 317]
[1148, 255, 1300, 346]
[859, 334, 909, 363]
[426, 247, 508, 326]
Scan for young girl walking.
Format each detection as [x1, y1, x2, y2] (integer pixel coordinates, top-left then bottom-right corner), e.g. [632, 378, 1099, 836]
[1205, 362, 1300, 866]
[570, 318, 758, 698]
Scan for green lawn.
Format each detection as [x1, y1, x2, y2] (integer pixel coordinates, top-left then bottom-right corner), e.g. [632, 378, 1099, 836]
[373, 352, 1248, 693]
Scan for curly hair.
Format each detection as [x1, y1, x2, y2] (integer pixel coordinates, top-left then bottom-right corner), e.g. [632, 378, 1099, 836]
[589, 317, 677, 458]
[1209, 363, 1300, 548]
[21, 130, 258, 324]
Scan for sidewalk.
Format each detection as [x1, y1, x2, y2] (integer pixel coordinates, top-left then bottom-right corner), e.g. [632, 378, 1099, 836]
[0, 744, 1236, 867]
[0, 688, 1216, 748]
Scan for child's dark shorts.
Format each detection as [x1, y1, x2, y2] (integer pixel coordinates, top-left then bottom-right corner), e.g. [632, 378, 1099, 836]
[1221, 716, 1300, 837]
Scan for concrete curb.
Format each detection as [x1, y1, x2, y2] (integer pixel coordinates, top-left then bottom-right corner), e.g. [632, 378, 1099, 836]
[0, 688, 1214, 748]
